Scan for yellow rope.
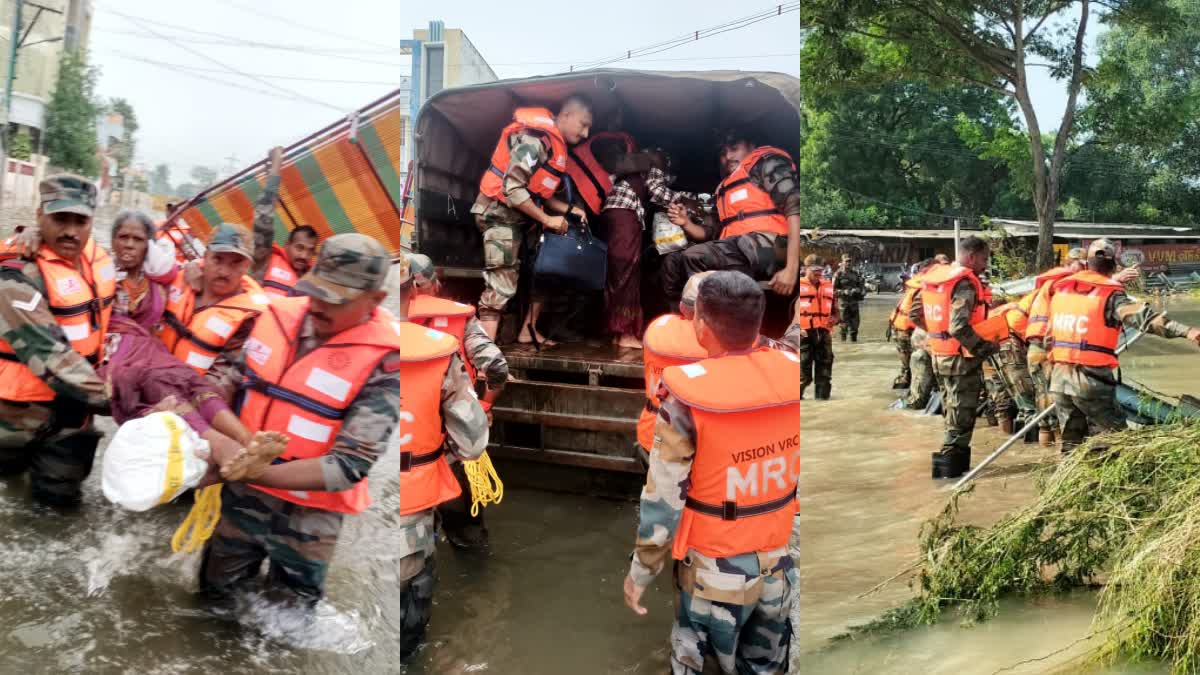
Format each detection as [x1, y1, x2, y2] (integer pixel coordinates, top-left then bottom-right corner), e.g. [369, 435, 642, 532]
[462, 450, 504, 517]
[171, 484, 222, 554]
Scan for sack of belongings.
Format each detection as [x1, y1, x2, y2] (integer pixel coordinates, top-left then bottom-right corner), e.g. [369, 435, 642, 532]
[102, 412, 210, 511]
[653, 212, 688, 255]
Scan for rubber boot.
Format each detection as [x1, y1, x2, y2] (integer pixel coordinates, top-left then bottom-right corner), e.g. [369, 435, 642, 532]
[850, 333, 858, 343]
[30, 429, 100, 507]
[1038, 428, 1055, 447]
[999, 415, 1015, 435]
[893, 374, 911, 390]
[815, 382, 831, 401]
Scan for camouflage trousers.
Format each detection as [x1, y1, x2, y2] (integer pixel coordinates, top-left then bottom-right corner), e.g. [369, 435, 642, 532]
[1051, 365, 1126, 452]
[982, 358, 1011, 417]
[661, 232, 781, 302]
[894, 329, 913, 386]
[936, 361, 984, 451]
[670, 548, 795, 674]
[199, 482, 344, 604]
[838, 302, 861, 341]
[0, 399, 100, 506]
[477, 215, 531, 318]
[997, 340, 1037, 417]
[1026, 343, 1055, 430]
[400, 549, 436, 661]
[798, 328, 834, 400]
[905, 347, 935, 408]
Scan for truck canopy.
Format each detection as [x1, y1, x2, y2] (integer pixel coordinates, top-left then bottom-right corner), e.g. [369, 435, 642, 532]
[413, 69, 800, 269]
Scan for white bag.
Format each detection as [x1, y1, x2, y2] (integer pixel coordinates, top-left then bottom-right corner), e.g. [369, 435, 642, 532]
[143, 236, 177, 278]
[102, 412, 211, 512]
[653, 212, 688, 255]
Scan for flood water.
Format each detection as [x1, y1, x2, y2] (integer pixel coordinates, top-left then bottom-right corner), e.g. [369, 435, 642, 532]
[3, 225, 1197, 675]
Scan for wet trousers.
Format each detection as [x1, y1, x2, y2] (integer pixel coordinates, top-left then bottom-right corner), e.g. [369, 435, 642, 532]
[1026, 343, 1056, 430]
[894, 330, 913, 386]
[905, 348, 935, 408]
[839, 302, 861, 341]
[1053, 389, 1126, 453]
[199, 483, 343, 604]
[400, 551, 436, 661]
[0, 421, 100, 507]
[798, 328, 834, 400]
[938, 363, 984, 451]
[670, 550, 795, 674]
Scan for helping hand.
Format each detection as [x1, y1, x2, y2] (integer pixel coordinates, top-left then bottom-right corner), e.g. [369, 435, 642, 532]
[543, 215, 568, 234]
[769, 266, 799, 296]
[570, 206, 588, 224]
[184, 259, 204, 291]
[667, 202, 689, 227]
[14, 225, 41, 257]
[623, 575, 648, 616]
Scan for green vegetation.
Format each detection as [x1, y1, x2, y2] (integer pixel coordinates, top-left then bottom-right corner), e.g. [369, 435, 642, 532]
[43, 51, 100, 176]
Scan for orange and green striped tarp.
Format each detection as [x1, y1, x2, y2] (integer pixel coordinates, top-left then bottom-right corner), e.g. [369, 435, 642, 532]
[173, 90, 404, 258]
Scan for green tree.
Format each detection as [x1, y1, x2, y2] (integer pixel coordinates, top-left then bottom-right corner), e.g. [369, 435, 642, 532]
[801, 0, 1178, 269]
[150, 163, 172, 195]
[43, 51, 100, 176]
[7, 127, 33, 161]
[107, 98, 139, 173]
[189, 165, 217, 187]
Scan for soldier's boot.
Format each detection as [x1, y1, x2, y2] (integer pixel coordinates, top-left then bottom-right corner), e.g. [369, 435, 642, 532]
[840, 329, 847, 342]
[850, 332, 858, 343]
[931, 446, 971, 480]
[400, 555, 436, 662]
[893, 368, 911, 390]
[999, 415, 1015, 435]
[29, 430, 100, 507]
[815, 382, 831, 400]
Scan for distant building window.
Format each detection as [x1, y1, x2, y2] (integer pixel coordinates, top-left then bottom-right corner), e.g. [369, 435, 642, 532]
[426, 45, 444, 97]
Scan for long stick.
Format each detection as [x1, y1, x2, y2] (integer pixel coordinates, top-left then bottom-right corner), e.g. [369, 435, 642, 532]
[952, 328, 1148, 490]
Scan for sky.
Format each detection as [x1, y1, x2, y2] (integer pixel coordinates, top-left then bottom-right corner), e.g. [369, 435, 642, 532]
[88, 0, 1099, 190]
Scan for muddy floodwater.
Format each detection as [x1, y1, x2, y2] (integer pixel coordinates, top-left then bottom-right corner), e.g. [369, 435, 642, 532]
[2, 235, 1196, 675]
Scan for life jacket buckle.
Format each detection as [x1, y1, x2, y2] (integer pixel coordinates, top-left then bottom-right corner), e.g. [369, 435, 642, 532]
[399, 451, 413, 472]
[721, 500, 738, 521]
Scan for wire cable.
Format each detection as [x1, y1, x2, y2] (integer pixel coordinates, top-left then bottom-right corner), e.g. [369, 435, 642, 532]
[110, 51, 398, 85]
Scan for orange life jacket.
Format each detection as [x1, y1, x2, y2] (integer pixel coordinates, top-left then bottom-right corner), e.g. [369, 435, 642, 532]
[237, 297, 407, 514]
[407, 294, 479, 383]
[662, 348, 801, 560]
[1047, 271, 1123, 368]
[262, 244, 302, 297]
[638, 313, 708, 451]
[160, 274, 271, 374]
[566, 132, 636, 216]
[1024, 267, 1075, 340]
[0, 239, 115, 402]
[890, 277, 922, 331]
[714, 146, 795, 239]
[479, 107, 569, 204]
[920, 264, 987, 357]
[794, 279, 835, 330]
[1006, 290, 1037, 337]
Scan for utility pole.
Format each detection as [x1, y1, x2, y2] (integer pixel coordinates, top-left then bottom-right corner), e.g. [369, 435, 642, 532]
[1, 0, 25, 216]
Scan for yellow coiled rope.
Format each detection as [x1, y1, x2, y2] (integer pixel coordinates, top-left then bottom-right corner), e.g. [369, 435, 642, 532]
[462, 450, 504, 517]
[171, 484, 223, 554]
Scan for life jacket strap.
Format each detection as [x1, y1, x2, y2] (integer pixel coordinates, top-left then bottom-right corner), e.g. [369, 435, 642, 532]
[1048, 339, 1117, 356]
[162, 310, 227, 354]
[400, 447, 445, 472]
[239, 373, 349, 420]
[719, 209, 778, 227]
[684, 491, 795, 522]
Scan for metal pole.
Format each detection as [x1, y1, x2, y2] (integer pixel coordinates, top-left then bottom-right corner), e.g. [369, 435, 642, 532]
[954, 217, 961, 253]
[1, 0, 25, 217]
[951, 328, 1149, 490]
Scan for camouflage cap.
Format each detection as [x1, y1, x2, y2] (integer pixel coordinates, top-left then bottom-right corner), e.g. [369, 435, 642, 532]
[407, 253, 437, 289]
[1087, 238, 1116, 259]
[804, 254, 824, 269]
[680, 271, 715, 309]
[207, 222, 254, 260]
[39, 174, 98, 217]
[1066, 247, 1086, 261]
[296, 233, 390, 304]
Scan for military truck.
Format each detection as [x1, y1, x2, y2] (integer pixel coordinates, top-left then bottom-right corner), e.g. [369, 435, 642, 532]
[409, 69, 801, 497]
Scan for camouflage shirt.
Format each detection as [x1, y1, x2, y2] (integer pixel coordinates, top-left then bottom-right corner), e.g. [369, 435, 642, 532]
[463, 315, 509, 387]
[909, 275, 995, 375]
[0, 258, 110, 442]
[831, 268, 866, 305]
[471, 132, 551, 226]
[397, 346, 490, 560]
[1050, 291, 1193, 397]
[250, 174, 282, 283]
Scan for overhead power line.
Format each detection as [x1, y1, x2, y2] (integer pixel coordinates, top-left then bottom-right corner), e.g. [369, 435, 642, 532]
[110, 9, 346, 112]
[213, 0, 395, 51]
[110, 51, 398, 86]
[571, 3, 800, 71]
[113, 51, 334, 108]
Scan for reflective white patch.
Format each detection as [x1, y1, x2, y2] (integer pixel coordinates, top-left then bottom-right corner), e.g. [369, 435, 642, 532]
[169, 286, 183, 303]
[56, 277, 83, 296]
[186, 351, 216, 370]
[204, 316, 235, 339]
[61, 322, 89, 342]
[288, 415, 333, 443]
[680, 363, 707, 378]
[305, 367, 352, 402]
[783, 351, 800, 363]
[392, 321, 403, 336]
[542, 176, 558, 190]
[522, 154, 537, 170]
[729, 188, 749, 204]
[269, 266, 292, 281]
[655, 315, 671, 327]
[453, 301, 469, 308]
[251, 293, 270, 306]
[246, 337, 272, 366]
[13, 291, 41, 312]
[289, 491, 309, 499]
[433, 317, 449, 328]
[97, 262, 115, 282]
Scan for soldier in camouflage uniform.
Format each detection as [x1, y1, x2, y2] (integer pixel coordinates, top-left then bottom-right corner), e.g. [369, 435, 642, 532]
[660, 130, 802, 303]
[471, 97, 594, 345]
[248, 146, 286, 284]
[0, 175, 112, 506]
[408, 252, 508, 550]
[909, 237, 997, 478]
[395, 255, 490, 661]
[1048, 239, 1200, 452]
[198, 235, 420, 610]
[1026, 249, 1086, 445]
[623, 272, 797, 674]
[831, 253, 866, 342]
[901, 327, 937, 409]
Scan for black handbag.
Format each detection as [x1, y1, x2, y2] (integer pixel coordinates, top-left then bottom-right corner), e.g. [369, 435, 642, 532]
[532, 178, 608, 292]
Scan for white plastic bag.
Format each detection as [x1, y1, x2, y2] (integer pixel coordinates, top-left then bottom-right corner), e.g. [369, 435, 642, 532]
[102, 412, 211, 512]
[653, 212, 688, 255]
[143, 236, 177, 278]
